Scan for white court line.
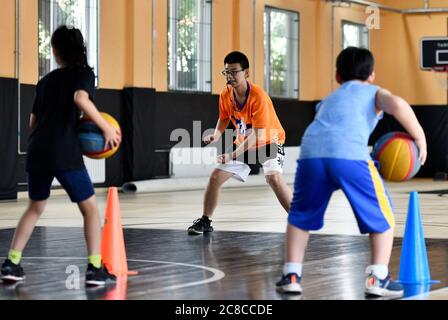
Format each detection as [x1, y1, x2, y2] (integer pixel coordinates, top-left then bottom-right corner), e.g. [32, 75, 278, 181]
[129, 259, 225, 293]
[22, 257, 225, 293]
[402, 287, 448, 300]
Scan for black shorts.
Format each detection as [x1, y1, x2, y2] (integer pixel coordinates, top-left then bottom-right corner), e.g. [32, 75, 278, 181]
[28, 168, 95, 203]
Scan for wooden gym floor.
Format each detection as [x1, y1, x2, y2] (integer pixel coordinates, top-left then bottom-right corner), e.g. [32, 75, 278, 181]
[0, 177, 447, 300]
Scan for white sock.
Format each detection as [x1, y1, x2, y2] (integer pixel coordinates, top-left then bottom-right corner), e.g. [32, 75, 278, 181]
[365, 265, 388, 280]
[283, 262, 303, 277]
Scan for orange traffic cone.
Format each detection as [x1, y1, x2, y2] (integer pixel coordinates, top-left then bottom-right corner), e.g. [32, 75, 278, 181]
[104, 276, 128, 300]
[101, 187, 138, 276]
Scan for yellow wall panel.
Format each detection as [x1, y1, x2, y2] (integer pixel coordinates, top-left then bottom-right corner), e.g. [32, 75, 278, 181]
[19, 0, 38, 84]
[370, 2, 448, 104]
[0, 0, 16, 78]
[211, 0, 235, 93]
[99, 0, 127, 89]
[153, 0, 168, 92]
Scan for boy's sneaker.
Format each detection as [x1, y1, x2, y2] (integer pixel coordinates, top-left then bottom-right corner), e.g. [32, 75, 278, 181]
[85, 264, 117, 286]
[276, 273, 302, 294]
[1, 259, 25, 282]
[188, 217, 213, 235]
[365, 273, 404, 298]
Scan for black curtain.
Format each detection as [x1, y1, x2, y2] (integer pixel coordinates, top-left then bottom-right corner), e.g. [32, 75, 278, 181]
[122, 88, 159, 181]
[271, 98, 316, 147]
[95, 89, 125, 187]
[0, 78, 18, 200]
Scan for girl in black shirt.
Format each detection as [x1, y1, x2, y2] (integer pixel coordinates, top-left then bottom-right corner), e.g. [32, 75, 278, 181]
[1, 26, 120, 286]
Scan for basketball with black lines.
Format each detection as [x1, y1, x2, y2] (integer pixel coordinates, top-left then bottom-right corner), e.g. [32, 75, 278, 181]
[78, 112, 121, 159]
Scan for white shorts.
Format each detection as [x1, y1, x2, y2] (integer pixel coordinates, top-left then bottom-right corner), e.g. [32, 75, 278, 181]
[217, 144, 285, 182]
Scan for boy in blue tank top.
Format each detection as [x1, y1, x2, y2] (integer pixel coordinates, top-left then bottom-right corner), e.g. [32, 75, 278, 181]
[276, 47, 427, 298]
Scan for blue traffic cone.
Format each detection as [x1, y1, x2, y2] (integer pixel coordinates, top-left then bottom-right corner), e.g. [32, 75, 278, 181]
[398, 191, 432, 284]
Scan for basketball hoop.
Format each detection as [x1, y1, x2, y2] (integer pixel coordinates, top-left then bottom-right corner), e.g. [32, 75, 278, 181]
[430, 65, 448, 90]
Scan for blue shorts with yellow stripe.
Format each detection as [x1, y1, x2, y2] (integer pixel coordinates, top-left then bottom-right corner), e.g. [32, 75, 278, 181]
[288, 158, 395, 234]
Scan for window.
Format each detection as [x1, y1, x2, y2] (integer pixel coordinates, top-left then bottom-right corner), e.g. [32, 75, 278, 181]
[168, 0, 212, 92]
[342, 21, 369, 49]
[264, 7, 299, 99]
[38, 0, 99, 81]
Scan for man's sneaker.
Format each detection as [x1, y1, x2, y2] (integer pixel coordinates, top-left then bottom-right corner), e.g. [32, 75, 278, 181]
[85, 264, 117, 286]
[1, 259, 25, 282]
[365, 273, 404, 298]
[188, 217, 213, 235]
[276, 273, 302, 294]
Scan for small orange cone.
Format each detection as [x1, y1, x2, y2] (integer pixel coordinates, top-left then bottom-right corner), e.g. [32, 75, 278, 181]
[104, 277, 128, 300]
[101, 187, 138, 276]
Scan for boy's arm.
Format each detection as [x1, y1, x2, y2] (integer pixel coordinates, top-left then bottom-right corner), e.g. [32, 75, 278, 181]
[231, 128, 258, 158]
[217, 128, 259, 164]
[375, 88, 427, 165]
[74, 90, 121, 149]
[204, 119, 230, 144]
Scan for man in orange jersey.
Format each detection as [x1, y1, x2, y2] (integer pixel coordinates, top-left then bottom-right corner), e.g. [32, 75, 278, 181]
[188, 51, 292, 235]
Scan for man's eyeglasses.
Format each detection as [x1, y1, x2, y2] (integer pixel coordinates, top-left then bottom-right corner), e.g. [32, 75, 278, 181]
[221, 69, 244, 77]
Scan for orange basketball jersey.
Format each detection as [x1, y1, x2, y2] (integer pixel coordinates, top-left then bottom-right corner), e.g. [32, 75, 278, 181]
[219, 82, 285, 148]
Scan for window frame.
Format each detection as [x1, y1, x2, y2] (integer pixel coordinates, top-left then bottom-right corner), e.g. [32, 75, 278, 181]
[168, 0, 212, 93]
[341, 20, 370, 50]
[38, 0, 100, 85]
[264, 6, 300, 99]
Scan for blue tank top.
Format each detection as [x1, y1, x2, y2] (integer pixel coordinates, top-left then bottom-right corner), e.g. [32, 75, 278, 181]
[300, 81, 381, 161]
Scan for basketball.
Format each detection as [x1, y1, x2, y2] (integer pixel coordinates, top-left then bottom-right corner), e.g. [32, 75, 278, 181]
[78, 112, 121, 159]
[371, 132, 421, 182]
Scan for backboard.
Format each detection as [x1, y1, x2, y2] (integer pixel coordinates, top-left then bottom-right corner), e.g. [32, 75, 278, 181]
[420, 37, 448, 70]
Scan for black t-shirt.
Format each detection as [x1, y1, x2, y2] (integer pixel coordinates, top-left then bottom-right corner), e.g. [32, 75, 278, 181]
[26, 67, 95, 172]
